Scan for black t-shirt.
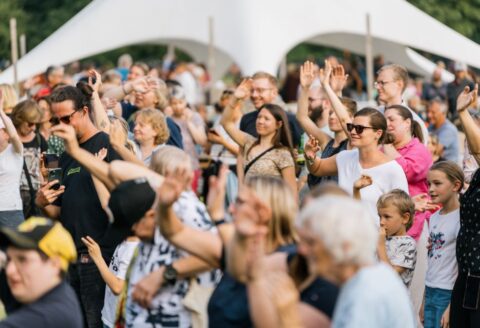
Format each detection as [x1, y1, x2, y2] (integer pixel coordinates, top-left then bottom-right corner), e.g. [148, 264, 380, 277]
[21, 133, 48, 191]
[239, 109, 303, 147]
[53, 132, 124, 256]
[0, 281, 83, 328]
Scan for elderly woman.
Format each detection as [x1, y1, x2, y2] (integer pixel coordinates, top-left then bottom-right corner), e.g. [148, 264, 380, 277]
[301, 196, 415, 327]
[245, 195, 415, 328]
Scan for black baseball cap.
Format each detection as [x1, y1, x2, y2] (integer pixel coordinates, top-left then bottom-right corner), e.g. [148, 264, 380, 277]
[107, 178, 156, 229]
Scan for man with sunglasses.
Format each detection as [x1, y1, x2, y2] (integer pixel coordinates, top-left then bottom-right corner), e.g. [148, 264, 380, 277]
[35, 84, 122, 328]
[375, 64, 429, 145]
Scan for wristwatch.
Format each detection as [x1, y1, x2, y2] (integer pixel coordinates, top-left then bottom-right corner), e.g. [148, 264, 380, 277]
[163, 264, 178, 285]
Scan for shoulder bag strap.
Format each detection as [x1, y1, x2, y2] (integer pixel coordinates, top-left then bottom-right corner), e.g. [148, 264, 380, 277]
[244, 146, 275, 175]
[23, 159, 37, 212]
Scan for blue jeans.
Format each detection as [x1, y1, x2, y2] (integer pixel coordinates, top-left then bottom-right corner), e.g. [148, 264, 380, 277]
[0, 210, 24, 228]
[424, 286, 452, 328]
[68, 260, 107, 328]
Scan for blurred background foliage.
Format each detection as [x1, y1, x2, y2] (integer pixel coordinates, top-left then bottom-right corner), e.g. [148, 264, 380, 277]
[1, 0, 479, 70]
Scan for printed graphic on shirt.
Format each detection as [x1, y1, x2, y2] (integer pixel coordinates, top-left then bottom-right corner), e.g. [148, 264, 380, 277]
[428, 230, 446, 260]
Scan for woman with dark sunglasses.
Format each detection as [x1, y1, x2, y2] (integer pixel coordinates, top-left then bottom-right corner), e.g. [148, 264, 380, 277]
[306, 61, 409, 224]
[10, 99, 48, 218]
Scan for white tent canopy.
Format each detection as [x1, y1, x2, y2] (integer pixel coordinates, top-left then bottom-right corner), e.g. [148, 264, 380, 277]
[1, 0, 479, 84]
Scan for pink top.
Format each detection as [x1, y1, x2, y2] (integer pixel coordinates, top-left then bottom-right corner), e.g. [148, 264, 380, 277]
[395, 138, 433, 240]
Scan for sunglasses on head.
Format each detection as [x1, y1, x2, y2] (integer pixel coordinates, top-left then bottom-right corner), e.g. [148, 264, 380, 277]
[346, 123, 375, 134]
[50, 110, 79, 125]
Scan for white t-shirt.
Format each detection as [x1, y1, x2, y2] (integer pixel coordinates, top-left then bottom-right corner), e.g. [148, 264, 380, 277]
[0, 144, 23, 211]
[336, 149, 409, 224]
[332, 263, 415, 328]
[385, 235, 417, 286]
[102, 240, 139, 328]
[426, 209, 460, 290]
[126, 191, 220, 328]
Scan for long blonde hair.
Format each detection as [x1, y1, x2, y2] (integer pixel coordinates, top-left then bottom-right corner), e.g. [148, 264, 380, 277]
[244, 176, 298, 251]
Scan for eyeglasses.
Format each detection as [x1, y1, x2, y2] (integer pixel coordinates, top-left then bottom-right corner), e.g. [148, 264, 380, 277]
[374, 80, 396, 88]
[27, 122, 36, 127]
[251, 87, 272, 94]
[346, 123, 376, 134]
[50, 110, 79, 125]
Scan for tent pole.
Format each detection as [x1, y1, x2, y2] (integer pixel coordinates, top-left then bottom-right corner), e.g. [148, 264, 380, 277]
[208, 16, 215, 103]
[20, 34, 27, 57]
[365, 13, 374, 102]
[10, 18, 19, 92]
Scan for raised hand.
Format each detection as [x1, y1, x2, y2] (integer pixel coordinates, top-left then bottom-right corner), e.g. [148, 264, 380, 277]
[109, 120, 127, 148]
[157, 168, 188, 207]
[300, 61, 315, 90]
[233, 187, 272, 239]
[457, 83, 478, 112]
[354, 174, 373, 190]
[304, 135, 320, 160]
[88, 69, 102, 93]
[330, 64, 349, 93]
[412, 193, 441, 212]
[319, 59, 333, 87]
[131, 77, 150, 94]
[234, 78, 253, 100]
[206, 164, 229, 220]
[51, 123, 79, 155]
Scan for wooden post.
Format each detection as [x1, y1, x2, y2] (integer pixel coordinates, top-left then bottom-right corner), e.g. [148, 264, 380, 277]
[207, 16, 215, 104]
[365, 13, 374, 102]
[10, 18, 19, 91]
[20, 34, 26, 57]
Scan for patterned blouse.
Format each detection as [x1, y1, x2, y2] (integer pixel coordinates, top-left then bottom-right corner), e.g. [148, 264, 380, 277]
[242, 135, 294, 180]
[457, 169, 480, 274]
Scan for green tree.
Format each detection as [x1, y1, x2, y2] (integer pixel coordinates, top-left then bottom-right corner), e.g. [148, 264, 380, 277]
[0, 0, 27, 64]
[407, 0, 480, 43]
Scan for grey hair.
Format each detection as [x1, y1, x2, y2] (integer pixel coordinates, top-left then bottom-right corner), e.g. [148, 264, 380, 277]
[298, 195, 378, 266]
[150, 145, 192, 175]
[430, 98, 448, 114]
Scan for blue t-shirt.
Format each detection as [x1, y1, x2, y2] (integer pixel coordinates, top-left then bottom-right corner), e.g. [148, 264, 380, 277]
[332, 263, 415, 328]
[429, 120, 459, 163]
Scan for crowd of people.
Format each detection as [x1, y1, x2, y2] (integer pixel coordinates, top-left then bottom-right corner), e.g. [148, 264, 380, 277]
[0, 51, 479, 328]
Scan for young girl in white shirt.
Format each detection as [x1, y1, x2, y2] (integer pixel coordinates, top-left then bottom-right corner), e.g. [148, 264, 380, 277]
[421, 161, 464, 328]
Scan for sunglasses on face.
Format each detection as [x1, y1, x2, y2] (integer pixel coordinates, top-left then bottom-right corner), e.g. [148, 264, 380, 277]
[50, 110, 79, 125]
[26, 122, 36, 127]
[346, 123, 375, 134]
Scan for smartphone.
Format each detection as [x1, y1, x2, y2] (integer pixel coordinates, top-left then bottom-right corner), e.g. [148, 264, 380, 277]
[463, 272, 480, 310]
[48, 168, 62, 190]
[44, 153, 60, 169]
